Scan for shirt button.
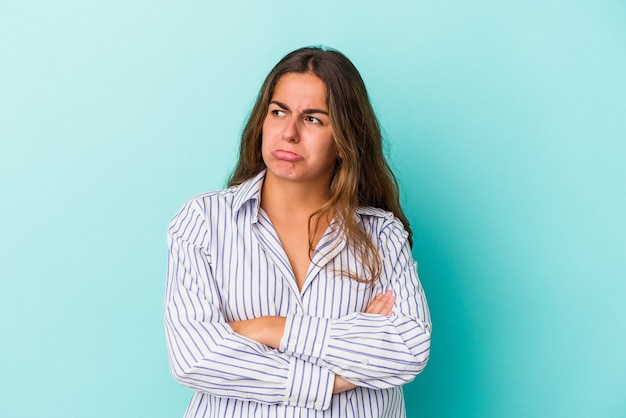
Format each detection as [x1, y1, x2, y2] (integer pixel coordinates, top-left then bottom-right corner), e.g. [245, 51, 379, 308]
[361, 358, 369, 365]
[314, 343, 322, 351]
[289, 396, 296, 403]
[290, 338, 297, 346]
[315, 400, 323, 408]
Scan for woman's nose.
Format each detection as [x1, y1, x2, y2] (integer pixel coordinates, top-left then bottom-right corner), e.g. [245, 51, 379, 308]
[282, 118, 299, 143]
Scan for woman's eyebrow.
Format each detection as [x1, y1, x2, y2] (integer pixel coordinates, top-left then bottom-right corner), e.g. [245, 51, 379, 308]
[270, 100, 329, 115]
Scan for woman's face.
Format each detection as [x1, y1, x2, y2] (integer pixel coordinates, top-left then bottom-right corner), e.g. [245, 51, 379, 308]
[261, 72, 337, 188]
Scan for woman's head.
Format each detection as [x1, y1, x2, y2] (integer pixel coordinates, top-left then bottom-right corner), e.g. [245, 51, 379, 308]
[229, 46, 412, 281]
[230, 46, 390, 208]
[260, 71, 338, 188]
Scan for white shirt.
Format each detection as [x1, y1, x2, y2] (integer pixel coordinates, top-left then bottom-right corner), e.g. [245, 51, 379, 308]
[164, 171, 431, 418]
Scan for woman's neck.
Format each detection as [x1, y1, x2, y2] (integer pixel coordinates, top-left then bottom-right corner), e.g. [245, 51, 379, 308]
[260, 173, 331, 219]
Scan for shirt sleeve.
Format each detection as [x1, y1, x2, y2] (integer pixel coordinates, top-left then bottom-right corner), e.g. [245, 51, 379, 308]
[279, 217, 432, 389]
[164, 200, 334, 410]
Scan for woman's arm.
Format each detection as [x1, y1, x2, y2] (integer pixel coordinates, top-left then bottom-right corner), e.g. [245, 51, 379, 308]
[285, 277, 430, 390]
[228, 291, 397, 393]
[230, 218, 431, 390]
[228, 291, 395, 348]
[280, 219, 431, 389]
[164, 200, 335, 410]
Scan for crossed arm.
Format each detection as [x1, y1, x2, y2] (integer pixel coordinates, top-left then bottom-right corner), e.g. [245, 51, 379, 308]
[228, 291, 397, 393]
[166, 202, 431, 409]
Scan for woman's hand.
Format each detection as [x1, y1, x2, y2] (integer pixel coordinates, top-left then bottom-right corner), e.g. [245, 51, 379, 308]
[333, 375, 356, 393]
[228, 316, 286, 349]
[364, 290, 395, 316]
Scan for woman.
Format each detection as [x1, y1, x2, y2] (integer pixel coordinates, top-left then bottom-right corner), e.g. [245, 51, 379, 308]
[165, 46, 431, 417]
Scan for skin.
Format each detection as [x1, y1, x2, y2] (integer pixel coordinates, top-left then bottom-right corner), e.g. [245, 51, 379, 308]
[261, 72, 338, 192]
[259, 72, 338, 291]
[228, 72, 396, 394]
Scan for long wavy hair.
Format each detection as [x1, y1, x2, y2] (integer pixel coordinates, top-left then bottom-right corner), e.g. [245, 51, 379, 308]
[228, 46, 412, 284]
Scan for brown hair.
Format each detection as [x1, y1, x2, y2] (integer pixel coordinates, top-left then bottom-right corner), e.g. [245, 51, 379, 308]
[228, 46, 412, 284]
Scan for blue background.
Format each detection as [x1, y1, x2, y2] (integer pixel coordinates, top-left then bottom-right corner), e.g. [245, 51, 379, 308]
[1, 1, 625, 417]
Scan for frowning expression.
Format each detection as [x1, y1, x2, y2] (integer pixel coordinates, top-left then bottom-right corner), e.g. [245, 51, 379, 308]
[261, 72, 337, 186]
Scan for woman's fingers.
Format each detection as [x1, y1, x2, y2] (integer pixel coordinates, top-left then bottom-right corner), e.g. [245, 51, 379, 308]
[365, 290, 395, 316]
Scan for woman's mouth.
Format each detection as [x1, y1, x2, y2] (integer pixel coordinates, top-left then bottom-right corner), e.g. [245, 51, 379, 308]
[272, 150, 303, 162]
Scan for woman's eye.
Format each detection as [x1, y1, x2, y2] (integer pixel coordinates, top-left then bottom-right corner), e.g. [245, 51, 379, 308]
[305, 116, 321, 124]
[272, 109, 286, 117]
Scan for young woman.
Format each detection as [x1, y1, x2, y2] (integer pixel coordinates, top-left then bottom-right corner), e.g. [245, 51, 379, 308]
[165, 46, 431, 418]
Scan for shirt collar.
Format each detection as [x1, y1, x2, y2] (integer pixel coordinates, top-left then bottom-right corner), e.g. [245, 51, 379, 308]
[231, 170, 392, 224]
[231, 170, 266, 218]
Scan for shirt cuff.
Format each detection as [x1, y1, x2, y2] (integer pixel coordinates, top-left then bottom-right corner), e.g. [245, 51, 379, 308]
[280, 313, 332, 360]
[284, 357, 334, 410]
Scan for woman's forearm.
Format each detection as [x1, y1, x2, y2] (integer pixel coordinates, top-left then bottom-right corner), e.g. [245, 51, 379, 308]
[228, 316, 286, 349]
[228, 292, 395, 348]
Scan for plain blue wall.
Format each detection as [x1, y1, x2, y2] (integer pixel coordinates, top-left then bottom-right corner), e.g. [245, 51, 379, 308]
[1, 1, 624, 417]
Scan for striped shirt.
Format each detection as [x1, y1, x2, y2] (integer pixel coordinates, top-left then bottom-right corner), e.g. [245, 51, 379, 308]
[164, 170, 431, 418]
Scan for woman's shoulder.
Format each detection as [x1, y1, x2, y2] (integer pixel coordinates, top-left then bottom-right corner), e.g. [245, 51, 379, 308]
[356, 206, 408, 234]
[356, 207, 411, 257]
[175, 184, 249, 215]
[172, 174, 264, 221]
[192, 185, 239, 203]
[168, 184, 252, 241]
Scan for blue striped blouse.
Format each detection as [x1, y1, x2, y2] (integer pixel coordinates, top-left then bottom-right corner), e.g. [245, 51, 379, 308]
[164, 170, 431, 418]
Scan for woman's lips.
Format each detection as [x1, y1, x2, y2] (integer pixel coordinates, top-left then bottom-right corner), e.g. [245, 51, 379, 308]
[272, 149, 303, 162]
